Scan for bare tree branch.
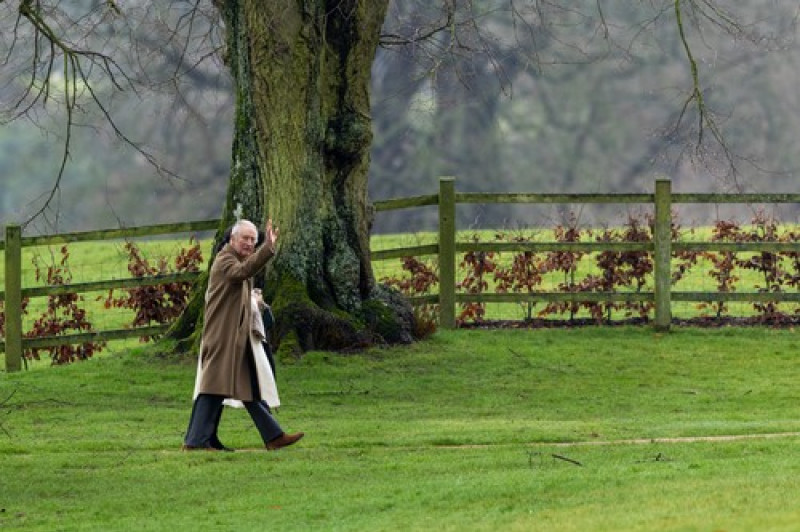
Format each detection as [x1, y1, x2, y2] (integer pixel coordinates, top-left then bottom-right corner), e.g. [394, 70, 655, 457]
[1, 1, 232, 228]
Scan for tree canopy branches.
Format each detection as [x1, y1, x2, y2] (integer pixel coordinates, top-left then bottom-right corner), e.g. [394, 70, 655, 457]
[1, 0, 223, 228]
[2, 1, 799, 233]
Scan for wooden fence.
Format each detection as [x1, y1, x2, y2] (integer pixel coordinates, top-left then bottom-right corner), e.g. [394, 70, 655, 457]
[4, 177, 800, 372]
[1, 220, 219, 372]
[370, 177, 800, 329]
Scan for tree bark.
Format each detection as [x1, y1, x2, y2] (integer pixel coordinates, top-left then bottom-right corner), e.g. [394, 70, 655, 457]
[171, 0, 413, 357]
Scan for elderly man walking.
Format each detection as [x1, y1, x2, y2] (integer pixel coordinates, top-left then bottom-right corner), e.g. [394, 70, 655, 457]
[183, 219, 304, 451]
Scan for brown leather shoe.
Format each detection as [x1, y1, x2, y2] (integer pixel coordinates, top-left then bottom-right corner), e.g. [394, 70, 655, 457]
[265, 432, 305, 451]
[181, 444, 220, 451]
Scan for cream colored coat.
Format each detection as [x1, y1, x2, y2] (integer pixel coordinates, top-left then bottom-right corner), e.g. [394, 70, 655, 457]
[193, 241, 274, 402]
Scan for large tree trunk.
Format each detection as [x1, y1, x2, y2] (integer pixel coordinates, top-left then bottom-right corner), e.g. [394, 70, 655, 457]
[171, 0, 413, 357]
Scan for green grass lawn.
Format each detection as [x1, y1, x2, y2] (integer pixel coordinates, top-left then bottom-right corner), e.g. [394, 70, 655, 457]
[1, 327, 799, 531]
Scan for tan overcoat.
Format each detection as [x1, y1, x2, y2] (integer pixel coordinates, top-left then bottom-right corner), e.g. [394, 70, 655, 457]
[193, 290, 280, 408]
[195, 241, 274, 401]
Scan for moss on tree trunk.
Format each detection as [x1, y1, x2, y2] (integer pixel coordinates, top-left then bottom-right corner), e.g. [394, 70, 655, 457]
[170, 0, 413, 357]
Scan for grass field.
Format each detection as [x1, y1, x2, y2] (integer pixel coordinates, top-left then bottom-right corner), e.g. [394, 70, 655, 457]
[1, 327, 799, 531]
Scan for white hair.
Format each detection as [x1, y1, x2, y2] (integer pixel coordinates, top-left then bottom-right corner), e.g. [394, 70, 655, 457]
[231, 219, 257, 237]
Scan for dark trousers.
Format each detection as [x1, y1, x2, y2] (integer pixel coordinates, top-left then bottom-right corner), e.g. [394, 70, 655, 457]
[184, 343, 283, 447]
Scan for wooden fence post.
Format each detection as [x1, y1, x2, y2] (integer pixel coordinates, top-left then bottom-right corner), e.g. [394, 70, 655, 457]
[4, 224, 23, 372]
[438, 177, 456, 329]
[653, 179, 672, 331]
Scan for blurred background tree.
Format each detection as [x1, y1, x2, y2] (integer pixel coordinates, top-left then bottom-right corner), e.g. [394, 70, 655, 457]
[1, 0, 797, 236]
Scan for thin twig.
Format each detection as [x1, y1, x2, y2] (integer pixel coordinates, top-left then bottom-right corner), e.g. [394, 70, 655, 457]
[0, 390, 17, 438]
[551, 453, 583, 466]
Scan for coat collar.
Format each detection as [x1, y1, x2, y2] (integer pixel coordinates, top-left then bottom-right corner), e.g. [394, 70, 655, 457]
[221, 243, 246, 262]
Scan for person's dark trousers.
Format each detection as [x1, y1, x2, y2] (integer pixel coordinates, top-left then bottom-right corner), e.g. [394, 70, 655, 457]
[184, 393, 225, 447]
[243, 341, 283, 444]
[186, 343, 283, 447]
[210, 403, 227, 449]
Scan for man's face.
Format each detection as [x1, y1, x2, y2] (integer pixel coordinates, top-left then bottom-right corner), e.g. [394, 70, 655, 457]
[231, 225, 258, 258]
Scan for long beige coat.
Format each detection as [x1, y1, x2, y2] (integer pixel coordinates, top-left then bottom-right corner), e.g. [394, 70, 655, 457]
[194, 241, 274, 401]
[193, 291, 280, 408]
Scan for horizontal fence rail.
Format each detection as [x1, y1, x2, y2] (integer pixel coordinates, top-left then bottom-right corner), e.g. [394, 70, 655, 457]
[5, 179, 800, 372]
